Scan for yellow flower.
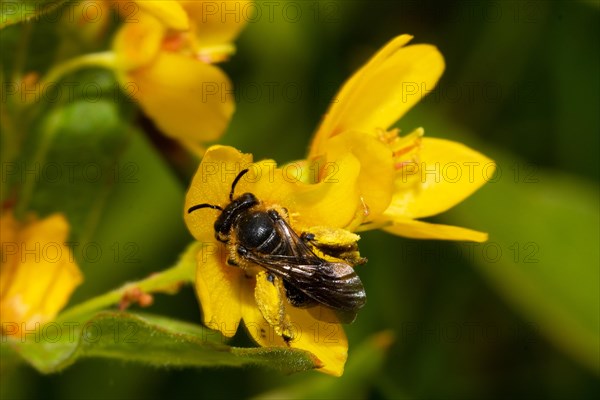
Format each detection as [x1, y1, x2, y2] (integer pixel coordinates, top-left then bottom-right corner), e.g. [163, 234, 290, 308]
[308, 35, 495, 241]
[184, 146, 366, 376]
[183, 35, 495, 376]
[112, 1, 251, 153]
[0, 212, 83, 338]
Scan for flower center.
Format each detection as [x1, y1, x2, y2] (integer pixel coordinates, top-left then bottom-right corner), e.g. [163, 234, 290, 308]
[162, 32, 187, 52]
[161, 30, 235, 64]
[378, 125, 423, 165]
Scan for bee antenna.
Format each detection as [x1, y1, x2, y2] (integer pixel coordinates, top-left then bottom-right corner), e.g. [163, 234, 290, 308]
[187, 203, 223, 214]
[230, 168, 250, 201]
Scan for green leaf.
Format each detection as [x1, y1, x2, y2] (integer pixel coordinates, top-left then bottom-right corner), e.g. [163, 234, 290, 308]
[56, 242, 199, 323]
[442, 147, 600, 374]
[3, 312, 320, 374]
[402, 104, 600, 374]
[13, 93, 129, 242]
[74, 128, 190, 298]
[1, 0, 69, 29]
[253, 331, 394, 399]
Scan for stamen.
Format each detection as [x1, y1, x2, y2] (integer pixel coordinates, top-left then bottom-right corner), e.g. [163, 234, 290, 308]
[394, 161, 418, 171]
[162, 32, 186, 52]
[385, 128, 424, 173]
[196, 44, 236, 64]
[376, 127, 400, 144]
[359, 196, 370, 217]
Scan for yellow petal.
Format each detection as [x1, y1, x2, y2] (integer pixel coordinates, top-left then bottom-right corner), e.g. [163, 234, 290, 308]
[194, 246, 245, 337]
[302, 226, 361, 249]
[184, 146, 253, 242]
[249, 154, 364, 230]
[285, 305, 348, 376]
[113, 11, 165, 71]
[60, 1, 112, 45]
[326, 130, 394, 217]
[0, 212, 19, 295]
[179, 0, 250, 47]
[127, 51, 235, 143]
[388, 138, 496, 219]
[310, 35, 445, 158]
[184, 147, 351, 375]
[384, 218, 489, 242]
[0, 213, 83, 334]
[184, 146, 263, 338]
[242, 287, 347, 376]
[186, 147, 363, 231]
[132, 0, 189, 30]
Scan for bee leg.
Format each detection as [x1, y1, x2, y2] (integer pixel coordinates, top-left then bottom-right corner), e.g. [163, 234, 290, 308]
[215, 232, 230, 243]
[302, 227, 367, 266]
[255, 271, 295, 343]
[300, 232, 315, 242]
[227, 258, 239, 267]
[282, 334, 292, 346]
[237, 246, 249, 257]
[283, 279, 316, 308]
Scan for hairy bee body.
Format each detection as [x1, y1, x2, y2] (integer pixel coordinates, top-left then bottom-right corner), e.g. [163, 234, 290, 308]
[188, 170, 367, 323]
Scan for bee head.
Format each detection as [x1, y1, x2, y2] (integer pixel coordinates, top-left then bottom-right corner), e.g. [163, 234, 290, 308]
[187, 169, 259, 242]
[213, 192, 259, 241]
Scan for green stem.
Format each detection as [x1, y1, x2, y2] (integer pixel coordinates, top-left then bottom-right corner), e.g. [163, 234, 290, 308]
[0, 97, 20, 178]
[57, 243, 199, 322]
[37, 51, 117, 89]
[13, 111, 60, 219]
[11, 22, 33, 83]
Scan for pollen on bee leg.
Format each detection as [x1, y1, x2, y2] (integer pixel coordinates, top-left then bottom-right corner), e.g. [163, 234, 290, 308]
[270, 204, 295, 223]
[254, 271, 294, 341]
[226, 258, 238, 266]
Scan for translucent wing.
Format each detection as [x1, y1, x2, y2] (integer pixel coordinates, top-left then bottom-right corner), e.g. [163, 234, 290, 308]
[238, 214, 366, 323]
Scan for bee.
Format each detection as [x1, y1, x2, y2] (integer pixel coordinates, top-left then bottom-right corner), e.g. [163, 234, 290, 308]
[187, 169, 366, 324]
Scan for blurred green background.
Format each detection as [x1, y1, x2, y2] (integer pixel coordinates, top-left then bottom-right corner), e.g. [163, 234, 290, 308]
[1, 0, 599, 399]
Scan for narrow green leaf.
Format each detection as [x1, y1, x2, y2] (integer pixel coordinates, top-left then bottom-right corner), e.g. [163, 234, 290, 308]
[441, 147, 600, 374]
[4, 312, 319, 375]
[13, 94, 129, 242]
[403, 105, 600, 374]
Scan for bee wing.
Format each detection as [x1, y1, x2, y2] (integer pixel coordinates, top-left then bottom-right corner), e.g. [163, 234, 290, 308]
[266, 216, 323, 264]
[241, 217, 366, 323]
